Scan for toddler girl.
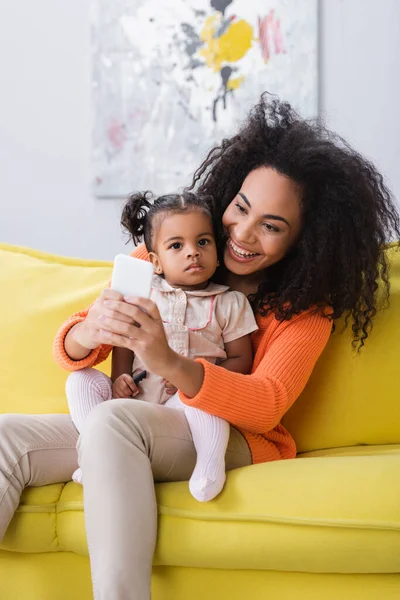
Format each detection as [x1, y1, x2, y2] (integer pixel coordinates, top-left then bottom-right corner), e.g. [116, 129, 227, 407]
[66, 191, 257, 501]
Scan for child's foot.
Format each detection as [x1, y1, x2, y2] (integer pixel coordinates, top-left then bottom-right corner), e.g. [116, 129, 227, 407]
[189, 470, 226, 502]
[72, 467, 83, 485]
[184, 407, 230, 502]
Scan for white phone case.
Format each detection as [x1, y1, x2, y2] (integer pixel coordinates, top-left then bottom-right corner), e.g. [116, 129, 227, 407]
[111, 254, 154, 299]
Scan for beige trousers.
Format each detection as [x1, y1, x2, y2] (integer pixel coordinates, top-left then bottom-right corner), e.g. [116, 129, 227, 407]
[0, 400, 252, 600]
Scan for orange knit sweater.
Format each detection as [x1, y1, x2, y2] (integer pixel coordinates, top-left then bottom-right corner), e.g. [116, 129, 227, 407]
[53, 245, 332, 464]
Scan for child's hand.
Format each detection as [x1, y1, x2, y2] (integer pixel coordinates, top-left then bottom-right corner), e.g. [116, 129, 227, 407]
[112, 374, 139, 399]
[164, 380, 177, 396]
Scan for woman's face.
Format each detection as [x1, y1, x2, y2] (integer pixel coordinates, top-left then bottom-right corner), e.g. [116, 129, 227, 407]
[222, 166, 303, 276]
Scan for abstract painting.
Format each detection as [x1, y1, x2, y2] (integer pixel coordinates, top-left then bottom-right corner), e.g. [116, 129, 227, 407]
[93, 0, 318, 197]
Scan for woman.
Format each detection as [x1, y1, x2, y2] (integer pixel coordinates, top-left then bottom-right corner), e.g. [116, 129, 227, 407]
[0, 95, 399, 599]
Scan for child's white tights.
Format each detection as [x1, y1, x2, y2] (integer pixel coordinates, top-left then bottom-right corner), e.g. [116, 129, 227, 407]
[66, 368, 113, 483]
[66, 368, 230, 501]
[164, 392, 230, 502]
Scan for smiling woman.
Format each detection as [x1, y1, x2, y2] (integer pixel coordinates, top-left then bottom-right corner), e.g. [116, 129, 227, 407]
[50, 94, 399, 599]
[222, 167, 302, 276]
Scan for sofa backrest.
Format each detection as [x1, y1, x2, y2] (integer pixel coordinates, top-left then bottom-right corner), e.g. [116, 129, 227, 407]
[1, 243, 399, 453]
[0, 244, 112, 414]
[283, 244, 400, 452]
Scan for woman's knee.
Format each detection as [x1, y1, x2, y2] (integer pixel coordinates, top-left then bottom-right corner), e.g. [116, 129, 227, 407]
[0, 413, 21, 431]
[0, 414, 49, 468]
[0, 414, 32, 449]
[78, 400, 164, 456]
[78, 400, 154, 470]
[78, 399, 137, 446]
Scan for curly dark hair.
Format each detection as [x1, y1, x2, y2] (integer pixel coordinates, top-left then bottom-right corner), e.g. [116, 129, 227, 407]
[189, 93, 400, 349]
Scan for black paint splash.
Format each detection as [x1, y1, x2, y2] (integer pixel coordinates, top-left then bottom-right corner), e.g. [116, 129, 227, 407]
[212, 66, 234, 122]
[210, 0, 233, 16]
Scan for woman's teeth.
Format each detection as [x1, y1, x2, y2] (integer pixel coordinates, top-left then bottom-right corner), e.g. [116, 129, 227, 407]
[229, 240, 258, 258]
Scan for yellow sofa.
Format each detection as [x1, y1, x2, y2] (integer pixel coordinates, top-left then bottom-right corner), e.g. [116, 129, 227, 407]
[1, 243, 400, 600]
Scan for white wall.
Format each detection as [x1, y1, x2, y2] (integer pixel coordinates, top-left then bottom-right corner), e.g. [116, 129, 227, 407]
[320, 0, 400, 205]
[0, 0, 124, 260]
[0, 0, 399, 260]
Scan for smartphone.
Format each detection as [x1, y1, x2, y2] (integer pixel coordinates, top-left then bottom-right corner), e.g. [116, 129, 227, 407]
[111, 254, 154, 299]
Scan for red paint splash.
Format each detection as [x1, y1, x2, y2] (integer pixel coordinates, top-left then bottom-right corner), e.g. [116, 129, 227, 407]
[107, 119, 126, 151]
[258, 10, 285, 62]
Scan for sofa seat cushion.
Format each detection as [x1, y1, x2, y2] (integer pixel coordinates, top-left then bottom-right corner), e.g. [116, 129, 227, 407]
[2, 450, 400, 574]
[1, 484, 65, 553]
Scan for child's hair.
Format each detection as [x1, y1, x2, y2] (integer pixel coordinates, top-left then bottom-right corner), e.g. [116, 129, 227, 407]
[121, 190, 218, 252]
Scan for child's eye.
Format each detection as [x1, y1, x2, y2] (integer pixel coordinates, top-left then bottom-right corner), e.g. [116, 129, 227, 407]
[235, 202, 247, 214]
[198, 238, 210, 246]
[169, 242, 182, 250]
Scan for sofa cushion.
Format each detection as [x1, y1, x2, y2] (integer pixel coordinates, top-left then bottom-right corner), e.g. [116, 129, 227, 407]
[0, 243, 112, 414]
[2, 449, 400, 574]
[283, 244, 400, 452]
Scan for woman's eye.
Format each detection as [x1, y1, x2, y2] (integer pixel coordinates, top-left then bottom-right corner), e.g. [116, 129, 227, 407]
[235, 203, 246, 214]
[264, 223, 279, 233]
[170, 242, 182, 250]
[198, 238, 210, 246]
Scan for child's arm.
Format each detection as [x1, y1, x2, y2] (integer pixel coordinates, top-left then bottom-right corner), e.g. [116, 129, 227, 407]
[215, 291, 258, 375]
[219, 334, 253, 374]
[111, 347, 134, 381]
[111, 347, 138, 398]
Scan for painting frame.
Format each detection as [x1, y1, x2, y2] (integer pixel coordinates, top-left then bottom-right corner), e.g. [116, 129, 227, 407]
[92, 0, 319, 198]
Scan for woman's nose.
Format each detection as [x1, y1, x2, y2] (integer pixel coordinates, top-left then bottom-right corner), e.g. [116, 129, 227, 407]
[234, 222, 257, 245]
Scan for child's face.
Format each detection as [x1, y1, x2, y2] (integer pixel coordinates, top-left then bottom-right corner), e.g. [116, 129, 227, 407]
[149, 209, 218, 288]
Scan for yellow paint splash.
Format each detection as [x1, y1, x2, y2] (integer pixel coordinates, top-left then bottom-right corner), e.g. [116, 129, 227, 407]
[200, 14, 253, 73]
[226, 75, 245, 90]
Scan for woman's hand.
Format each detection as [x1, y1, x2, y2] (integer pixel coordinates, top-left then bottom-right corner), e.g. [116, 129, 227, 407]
[72, 289, 133, 350]
[66, 289, 138, 360]
[72, 293, 204, 396]
[96, 296, 178, 380]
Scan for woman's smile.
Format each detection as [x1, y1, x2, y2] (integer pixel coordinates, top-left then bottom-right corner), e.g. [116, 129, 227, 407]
[227, 238, 260, 262]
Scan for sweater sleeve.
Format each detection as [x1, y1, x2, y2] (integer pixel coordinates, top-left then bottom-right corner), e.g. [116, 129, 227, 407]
[179, 310, 332, 433]
[52, 244, 149, 372]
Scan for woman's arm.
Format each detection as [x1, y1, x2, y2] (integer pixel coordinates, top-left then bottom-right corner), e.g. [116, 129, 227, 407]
[53, 309, 113, 371]
[53, 244, 149, 372]
[100, 295, 332, 432]
[163, 335, 253, 397]
[64, 322, 96, 361]
[174, 311, 332, 433]
[80, 295, 331, 435]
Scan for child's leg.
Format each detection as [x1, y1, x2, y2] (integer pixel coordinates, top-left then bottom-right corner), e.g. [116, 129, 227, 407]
[184, 406, 230, 502]
[66, 368, 112, 483]
[66, 368, 113, 431]
[164, 391, 185, 409]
